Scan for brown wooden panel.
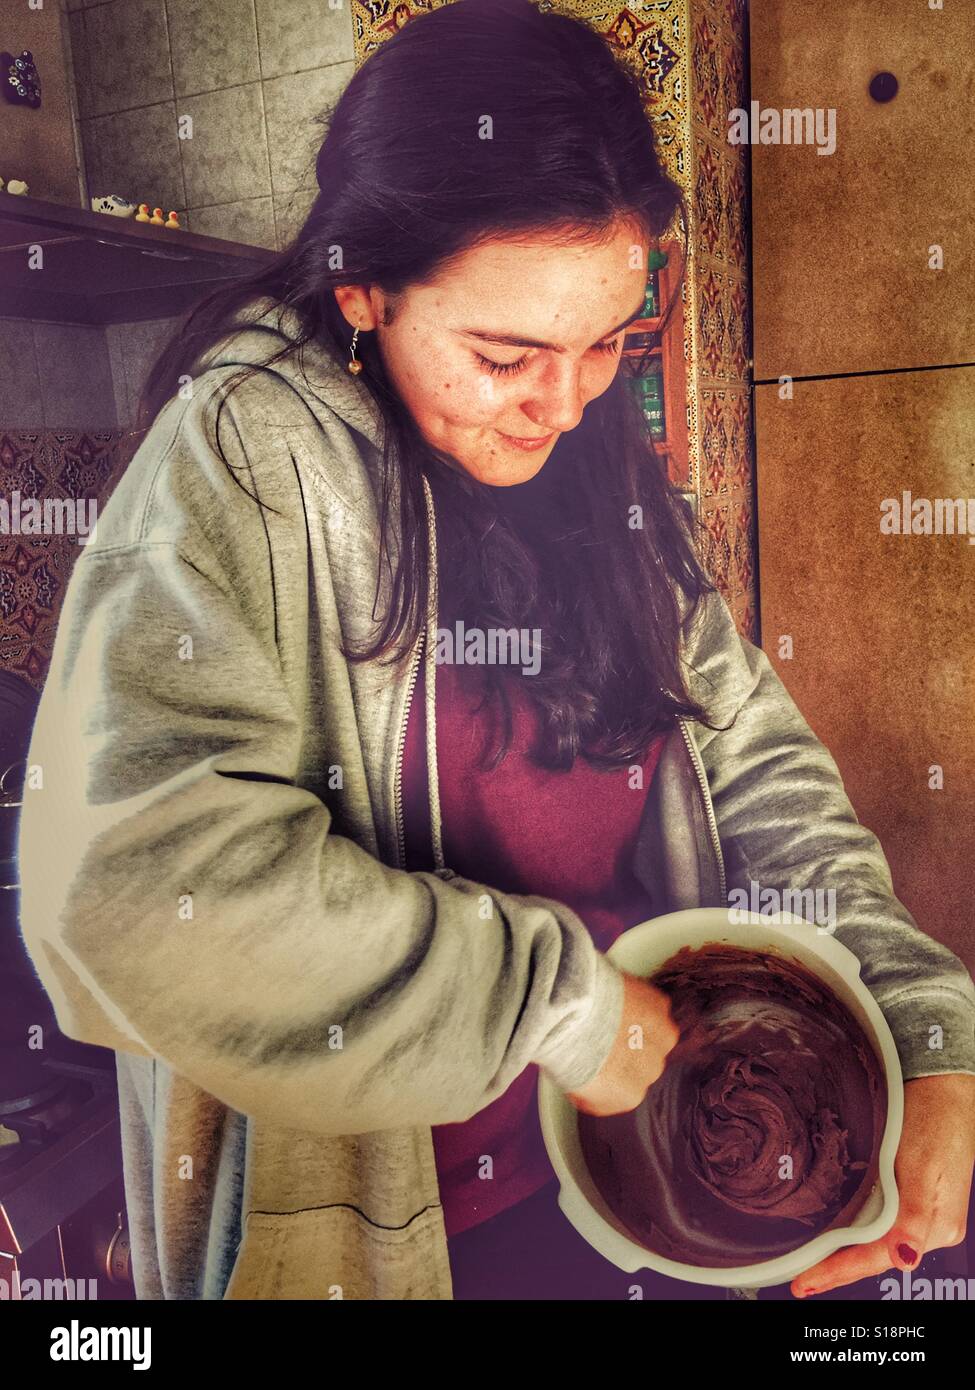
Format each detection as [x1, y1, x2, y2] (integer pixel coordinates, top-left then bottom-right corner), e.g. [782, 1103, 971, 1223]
[755, 366, 975, 970]
[750, 0, 975, 379]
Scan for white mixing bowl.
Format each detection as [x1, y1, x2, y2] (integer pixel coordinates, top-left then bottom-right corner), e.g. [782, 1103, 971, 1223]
[538, 908, 903, 1290]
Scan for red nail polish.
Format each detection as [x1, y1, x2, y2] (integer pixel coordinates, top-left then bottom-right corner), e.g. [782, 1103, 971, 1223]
[897, 1243, 918, 1265]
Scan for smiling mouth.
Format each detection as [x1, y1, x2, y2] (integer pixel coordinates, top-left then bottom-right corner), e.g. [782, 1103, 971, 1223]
[496, 429, 555, 450]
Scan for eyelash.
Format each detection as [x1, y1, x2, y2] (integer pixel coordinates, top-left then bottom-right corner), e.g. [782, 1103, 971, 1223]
[475, 337, 623, 377]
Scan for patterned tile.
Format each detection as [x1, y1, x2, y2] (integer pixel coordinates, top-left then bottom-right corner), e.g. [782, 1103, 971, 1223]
[695, 140, 724, 257]
[701, 497, 733, 599]
[0, 431, 131, 688]
[691, 9, 721, 135]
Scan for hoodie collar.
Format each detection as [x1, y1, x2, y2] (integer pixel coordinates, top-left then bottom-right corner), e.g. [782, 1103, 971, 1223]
[197, 294, 386, 454]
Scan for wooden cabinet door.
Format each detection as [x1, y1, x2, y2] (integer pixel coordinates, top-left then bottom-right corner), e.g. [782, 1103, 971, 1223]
[750, 0, 975, 378]
[755, 366, 975, 966]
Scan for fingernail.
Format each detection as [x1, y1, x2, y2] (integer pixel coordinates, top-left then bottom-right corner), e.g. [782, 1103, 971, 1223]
[897, 1244, 918, 1266]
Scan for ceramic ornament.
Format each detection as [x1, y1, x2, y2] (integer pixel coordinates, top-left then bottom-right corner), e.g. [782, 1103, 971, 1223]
[2, 50, 41, 108]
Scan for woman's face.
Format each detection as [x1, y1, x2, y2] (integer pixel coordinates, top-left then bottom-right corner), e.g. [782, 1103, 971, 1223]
[337, 220, 651, 485]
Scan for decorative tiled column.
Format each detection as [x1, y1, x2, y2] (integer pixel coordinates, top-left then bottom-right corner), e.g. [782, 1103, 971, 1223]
[687, 0, 755, 641]
[351, 0, 757, 641]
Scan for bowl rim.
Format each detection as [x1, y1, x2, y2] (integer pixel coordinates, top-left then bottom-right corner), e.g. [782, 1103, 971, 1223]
[537, 907, 904, 1289]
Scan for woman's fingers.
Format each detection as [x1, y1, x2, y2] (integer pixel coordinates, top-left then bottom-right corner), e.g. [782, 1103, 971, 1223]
[790, 1077, 975, 1297]
[791, 1236, 898, 1298]
[885, 1183, 937, 1275]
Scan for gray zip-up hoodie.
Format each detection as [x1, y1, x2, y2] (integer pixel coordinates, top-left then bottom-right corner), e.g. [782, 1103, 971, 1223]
[16, 297, 975, 1300]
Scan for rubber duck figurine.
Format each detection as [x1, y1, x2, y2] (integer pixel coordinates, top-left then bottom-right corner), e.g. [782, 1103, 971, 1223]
[134, 203, 151, 222]
[164, 210, 181, 229]
[149, 207, 165, 225]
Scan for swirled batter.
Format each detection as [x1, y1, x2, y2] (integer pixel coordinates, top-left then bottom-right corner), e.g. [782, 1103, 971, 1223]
[577, 944, 887, 1268]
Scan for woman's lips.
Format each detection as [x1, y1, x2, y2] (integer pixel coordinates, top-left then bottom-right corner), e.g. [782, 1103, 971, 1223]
[495, 429, 554, 452]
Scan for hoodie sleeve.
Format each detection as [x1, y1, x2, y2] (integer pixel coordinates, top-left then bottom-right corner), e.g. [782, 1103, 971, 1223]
[15, 411, 624, 1140]
[688, 592, 975, 1081]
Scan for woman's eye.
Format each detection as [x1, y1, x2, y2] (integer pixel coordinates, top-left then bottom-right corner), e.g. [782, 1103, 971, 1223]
[475, 352, 529, 377]
[475, 337, 621, 377]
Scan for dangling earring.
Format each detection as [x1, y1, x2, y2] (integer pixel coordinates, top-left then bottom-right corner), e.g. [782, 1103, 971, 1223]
[347, 324, 363, 375]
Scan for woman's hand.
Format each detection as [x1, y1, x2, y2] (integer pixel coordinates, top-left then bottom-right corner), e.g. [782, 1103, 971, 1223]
[565, 971, 680, 1116]
[791, 1072, 975, 1299]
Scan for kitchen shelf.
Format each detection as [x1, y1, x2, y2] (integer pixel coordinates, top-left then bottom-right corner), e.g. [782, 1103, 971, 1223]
[621, 239, 689, 486]
[0, 192, 274, 325]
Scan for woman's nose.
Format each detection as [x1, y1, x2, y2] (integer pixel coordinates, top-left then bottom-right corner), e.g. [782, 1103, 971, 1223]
[522, 360, 586, 434]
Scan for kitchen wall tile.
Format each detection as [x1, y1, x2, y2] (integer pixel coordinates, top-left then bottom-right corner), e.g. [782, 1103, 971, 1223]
[263, 62, 352, 194]
[168, 0, 261, 98]
[178, 82, 270, 207]
[186, 196, 275, 248]
[255, 0, 354, 79]
[66, 9, 94, 121]
[273, 186, 317, 248]
[105, 316, 184, 428]
[104, 323, 131, 427]
[81, 101, 185, 211]
[84, 0, 173, 117]
[32, 323, 117, 429]
[0, 322, 44, 427]
[79, 97, 184, 211]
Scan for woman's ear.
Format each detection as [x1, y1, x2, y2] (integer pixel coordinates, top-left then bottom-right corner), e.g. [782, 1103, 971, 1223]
[333, 284, 381, 331]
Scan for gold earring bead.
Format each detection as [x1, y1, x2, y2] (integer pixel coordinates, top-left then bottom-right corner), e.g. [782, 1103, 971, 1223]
[347, 324, 363, 375]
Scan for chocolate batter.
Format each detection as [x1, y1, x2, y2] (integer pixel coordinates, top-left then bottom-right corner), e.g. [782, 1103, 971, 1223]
[577, 944, 887, 1268]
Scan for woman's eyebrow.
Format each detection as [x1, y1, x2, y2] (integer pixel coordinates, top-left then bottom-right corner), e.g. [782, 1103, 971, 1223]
[455, 295, 648, 352]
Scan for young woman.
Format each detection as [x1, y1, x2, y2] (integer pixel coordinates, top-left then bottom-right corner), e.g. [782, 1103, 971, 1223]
[18, 0, 975, 1301]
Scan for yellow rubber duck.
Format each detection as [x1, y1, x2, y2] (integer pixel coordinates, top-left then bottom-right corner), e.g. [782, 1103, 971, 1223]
[149, 207, 165, 225]
[164, 210, 181, 229]
[134, 203, 151, 222]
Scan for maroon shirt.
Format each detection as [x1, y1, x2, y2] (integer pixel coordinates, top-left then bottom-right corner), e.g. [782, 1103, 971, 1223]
[402, 655, 665, 1237]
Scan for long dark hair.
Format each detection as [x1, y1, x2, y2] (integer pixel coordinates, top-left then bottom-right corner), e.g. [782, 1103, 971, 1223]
[138, 0, 730, 772]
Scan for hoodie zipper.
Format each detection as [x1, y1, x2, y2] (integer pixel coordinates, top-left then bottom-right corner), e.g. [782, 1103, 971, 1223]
[392, 482, 727, 904]
[677, 714, 727, 903]
[393, 628, 424, 871]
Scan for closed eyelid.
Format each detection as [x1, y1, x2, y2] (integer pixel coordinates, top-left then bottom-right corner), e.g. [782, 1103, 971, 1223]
[474, 333, 625, 366]
[474, 336, 621, 378]
[457, 296, 646, 353]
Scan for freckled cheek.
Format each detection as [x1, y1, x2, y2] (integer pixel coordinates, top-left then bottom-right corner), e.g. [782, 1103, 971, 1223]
[429, 363, 501, 424]
[583, 360, 622, 401]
